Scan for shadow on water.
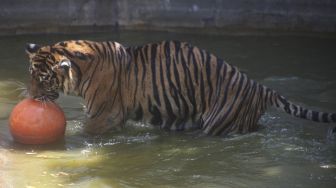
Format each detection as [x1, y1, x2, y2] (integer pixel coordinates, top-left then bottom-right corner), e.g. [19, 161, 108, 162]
[6, 139, 67, 151]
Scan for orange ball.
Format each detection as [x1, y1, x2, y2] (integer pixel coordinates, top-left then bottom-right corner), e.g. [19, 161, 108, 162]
[9, 98, 66, 145]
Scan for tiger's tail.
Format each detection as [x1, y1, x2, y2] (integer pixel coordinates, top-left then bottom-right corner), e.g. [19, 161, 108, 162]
[267, 87, 336, 123]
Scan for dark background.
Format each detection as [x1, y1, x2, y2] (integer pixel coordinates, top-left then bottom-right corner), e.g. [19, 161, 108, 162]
[1, 0, 336, 35]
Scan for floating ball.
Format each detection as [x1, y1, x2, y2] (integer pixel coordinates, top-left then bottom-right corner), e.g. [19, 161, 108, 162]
[9, 98, 66, 144]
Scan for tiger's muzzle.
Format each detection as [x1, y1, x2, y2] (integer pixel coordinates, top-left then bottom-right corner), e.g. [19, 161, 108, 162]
[28, 76, 60, 101]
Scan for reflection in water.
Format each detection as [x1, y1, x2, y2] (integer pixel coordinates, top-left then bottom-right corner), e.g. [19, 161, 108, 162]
[0, 31, 336, 187]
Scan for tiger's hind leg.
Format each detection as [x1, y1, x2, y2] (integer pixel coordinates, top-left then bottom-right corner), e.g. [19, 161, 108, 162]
[202, 81, 268, 136]
[202, 100, 265, 136]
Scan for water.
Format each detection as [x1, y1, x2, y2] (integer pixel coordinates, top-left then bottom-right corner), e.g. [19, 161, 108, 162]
[1, 31, 336, 187]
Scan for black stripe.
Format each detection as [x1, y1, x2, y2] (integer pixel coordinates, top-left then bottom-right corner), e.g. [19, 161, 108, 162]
[93, 43, 103, 55]
[250, 85, 265, 127]
[239, 82, 257, 132]
[274, 95, 280, 107]
[54, 49, 64, 56]
[322, 113, 329, 122]
[237, 77, 250, 105]
[74, 51, 87, 61]
[292, 104, 298, 116]
[207, 72, 242, 134]
[167, 43, 190, 117]
[107, 42, 115, 66]
[108, 80, 119, 107]
[91, 103, 106, 119]
[50, 47, 56, 53]
[312, 111, 319, 122]
[180, 50, 197, 116]
[61, 49, 75, 59]
[211, 75, 249, 135]
[235, 83, 259, 134]
[258, 85, 265, 109]
[180, 94, 190, 118]
[164, 42, 181, 115]
[150, 44, 161, 106]
[49, 54, 56, 62]
[190, 47, 199, 85]
[126, 50, 133, 83]
[173, 60, 181, 91]
[83, 41, 96, 52]
[59, 41, 67, 47]
[82, 62, 99, 98]
[104, 43, 112, 70]
[205, 53, 213, 104]
[200, 72, 206, 114]
[301, 109, 308, 119]
[102, 42, 108, 60]
[100, 44, 109, 71]
[75, 41, 83, 46]
[226, 79, 251, 134]
[87, 88, 100, 114]
[215, 58, 224, 91]
[45, 59, 54, 66]
[237, 80, 257, 133]
[218, 66, 237, 111]
[174, 41, 180, 64]
[160, 55, 176, 127]
[266, 88, 273, 106]
[214, 68, 224, 100]
[131, 48, 139, 103]
[278, 96, 291, 114]
[39, 51, 52, 56]
[230, 68, 239, 90]
[170, 86, 181, 116]
[148, 98, 162, 125]
[109, 44, 117, 80]
[332, 113, 336, 122]
[80, 76, 90, 94]
[140, 46, 147, 89]
[221, 73, 246, 123]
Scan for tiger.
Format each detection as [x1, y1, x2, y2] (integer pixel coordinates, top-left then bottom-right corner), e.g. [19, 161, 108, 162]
[25, 40, 336, 136]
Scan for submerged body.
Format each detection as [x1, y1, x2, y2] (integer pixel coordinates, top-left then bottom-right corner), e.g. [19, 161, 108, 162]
[25, 40, 336, 135]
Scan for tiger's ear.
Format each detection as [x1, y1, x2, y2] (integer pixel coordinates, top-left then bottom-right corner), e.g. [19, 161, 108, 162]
[25, 43, 41, 56]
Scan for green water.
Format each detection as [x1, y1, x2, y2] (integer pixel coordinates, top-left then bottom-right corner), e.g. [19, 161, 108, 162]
[0, 31, 336, 187]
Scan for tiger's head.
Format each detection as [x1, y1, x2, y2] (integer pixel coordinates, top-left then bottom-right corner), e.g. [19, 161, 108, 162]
[25, 41, 87, 101]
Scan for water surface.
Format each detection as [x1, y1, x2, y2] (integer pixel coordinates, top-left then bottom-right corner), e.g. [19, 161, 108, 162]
[0, 31, 336, 187]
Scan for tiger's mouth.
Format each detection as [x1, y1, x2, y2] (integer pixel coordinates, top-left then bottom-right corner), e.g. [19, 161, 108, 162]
[32, 91, 59, 101]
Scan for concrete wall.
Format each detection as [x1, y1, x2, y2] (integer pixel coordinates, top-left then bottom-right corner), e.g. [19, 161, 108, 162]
[0, 0, 335, 35]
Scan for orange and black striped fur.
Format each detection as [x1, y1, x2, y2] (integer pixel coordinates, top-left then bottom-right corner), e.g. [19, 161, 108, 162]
[25, 40, 336, 135]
